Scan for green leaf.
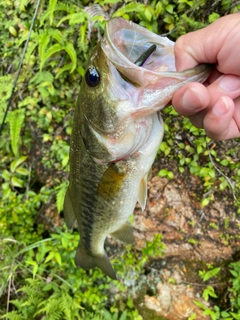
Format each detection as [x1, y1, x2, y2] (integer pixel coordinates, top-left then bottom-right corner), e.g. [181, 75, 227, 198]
[167, 171, 174, 179]
[166, 4, 174, 13]
[118, 310, 128, 320]
[12, 211, 19, 222]
[201, 198, 210, 207]
[158, 169, 168, 177]
[208, 12, 220, 23]
[221, 311, 231, 318]
[155, 2, 162, 15]
[15, 167, 29, 176]
[203, 267, 221, 282]
[203, 286, 218, 300]
[25, 260, 39, 278]
[220, 159, 229, 166]
[10, 156, 28, 172]
[144, 7, 153, 21]
[45, 251, 56, 263]
[197, 145, 203, 154]
[11, 176, 24, 188]
[2, 169, 11, 181]
[193, 300, 205, 310]
[103, 309, 113, 320]
[55, 252, 62, 266]
[230, 270, 239, 278]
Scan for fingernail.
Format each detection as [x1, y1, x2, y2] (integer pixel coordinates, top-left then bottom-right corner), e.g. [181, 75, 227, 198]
[182, 87, 203, 110]
[219, 75, 240, 91]
[212, 97, 229, 116]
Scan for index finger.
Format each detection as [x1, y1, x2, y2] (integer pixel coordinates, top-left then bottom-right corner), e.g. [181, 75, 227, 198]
[174, 13, 240, 74]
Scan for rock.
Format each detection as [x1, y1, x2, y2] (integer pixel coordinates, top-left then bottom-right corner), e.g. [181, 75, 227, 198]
[132, 170, 239, 320]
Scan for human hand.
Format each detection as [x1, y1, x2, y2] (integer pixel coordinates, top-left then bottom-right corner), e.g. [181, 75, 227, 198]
[172, 13, 240, 140]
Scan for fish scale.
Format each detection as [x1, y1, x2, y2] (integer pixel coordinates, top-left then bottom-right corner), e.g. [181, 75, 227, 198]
[64, 17, 213, 279]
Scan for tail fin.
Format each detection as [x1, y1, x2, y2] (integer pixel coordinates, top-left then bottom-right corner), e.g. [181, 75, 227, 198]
[75, 246, 117, 280]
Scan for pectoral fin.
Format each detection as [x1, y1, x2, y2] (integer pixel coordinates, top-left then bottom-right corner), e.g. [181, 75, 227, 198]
[111, 222, 135, 244]
[98, 163, 126, 200]
[63, 188, 76, 229]
[75, 245, 117, 280]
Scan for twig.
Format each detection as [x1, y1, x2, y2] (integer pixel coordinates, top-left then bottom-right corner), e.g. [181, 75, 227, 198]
[207, 145, 238, 203]
[6, 269, 14, 318]
[227, 1, 240, 10]
[198, 210, 207, 222]
[180, 281, 226, 287]
[0, 0, 42, 136]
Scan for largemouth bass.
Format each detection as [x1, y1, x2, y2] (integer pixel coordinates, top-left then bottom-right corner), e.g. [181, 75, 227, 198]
[64, 17, 212, 279]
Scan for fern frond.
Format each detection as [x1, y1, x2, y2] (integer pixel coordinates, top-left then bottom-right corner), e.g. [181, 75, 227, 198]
[18, 30, 36, 46]
[43, 0, 73, 27]
[48, 29, 63, 44]
[55, 3, 73, 13]
[24, 40, 38, 64]
[68, 12, 88, 25]
[0, 75, 13, 113]
[0, 310, 25, 320]
[6, 109, 25, 157]
[64, 43, 77, 73]
[55, 63, 73, 78]
[35, 290, 80, 320]
[56, 181, 68, 213]
[30, 71, 54, 85]
[49, 0, 58, 25]
[113, 2, 145, 16]
[38, 33, 50, 62]
[40, 43, 63, 70]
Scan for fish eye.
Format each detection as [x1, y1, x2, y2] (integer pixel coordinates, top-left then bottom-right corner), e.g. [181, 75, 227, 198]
[85, 66, 100, 87]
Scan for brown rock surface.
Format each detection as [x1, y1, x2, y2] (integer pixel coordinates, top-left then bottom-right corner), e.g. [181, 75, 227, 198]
[132, 166, 240, 320]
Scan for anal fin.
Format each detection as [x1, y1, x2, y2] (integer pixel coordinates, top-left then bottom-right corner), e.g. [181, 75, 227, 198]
[110, 222, 135, 245]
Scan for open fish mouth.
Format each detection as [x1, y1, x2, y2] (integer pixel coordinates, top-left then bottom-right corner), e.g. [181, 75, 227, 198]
[102, 18, 176, 77]
[102, 17, 212, 86]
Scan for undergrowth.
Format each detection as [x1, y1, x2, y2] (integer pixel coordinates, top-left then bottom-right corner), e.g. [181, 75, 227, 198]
[0, 0, 240, 319]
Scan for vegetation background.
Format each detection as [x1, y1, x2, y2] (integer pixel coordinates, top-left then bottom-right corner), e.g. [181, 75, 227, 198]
[0, 0, 240, 319]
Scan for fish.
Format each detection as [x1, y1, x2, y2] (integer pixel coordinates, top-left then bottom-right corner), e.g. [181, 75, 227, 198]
[64, 17, 212, 280]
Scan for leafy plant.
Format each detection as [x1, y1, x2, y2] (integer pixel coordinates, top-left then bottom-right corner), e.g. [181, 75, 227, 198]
[1, 0, 240, 319]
